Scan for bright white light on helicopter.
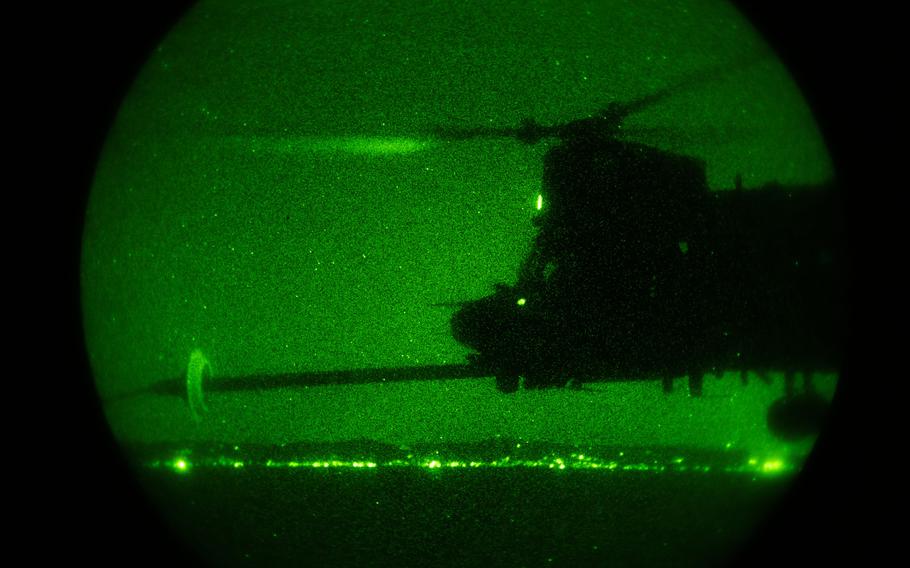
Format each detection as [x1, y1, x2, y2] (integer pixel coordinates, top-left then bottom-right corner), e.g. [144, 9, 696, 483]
[536, 194, 543, 210]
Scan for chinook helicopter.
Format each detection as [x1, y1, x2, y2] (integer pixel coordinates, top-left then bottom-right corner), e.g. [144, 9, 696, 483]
[117, 65, 844, 442]
[433, 100, 843, 437]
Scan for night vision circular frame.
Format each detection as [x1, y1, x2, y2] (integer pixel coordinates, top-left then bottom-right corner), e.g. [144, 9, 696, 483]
[82, 1, 844, 566]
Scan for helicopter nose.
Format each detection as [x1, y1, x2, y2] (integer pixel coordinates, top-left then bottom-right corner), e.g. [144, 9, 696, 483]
[451, 295, 516, 351]
[450, 304, 482, 349]
[451, 292, 527, 354]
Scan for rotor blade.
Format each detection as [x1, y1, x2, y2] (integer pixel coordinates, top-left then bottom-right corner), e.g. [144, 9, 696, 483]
[429, 118, 562, 144]
[429, 125, 522, 141]
[431, 125, 512, 140]
[206, 364, 488, 391]
[615, 51, 771, 120]
[618, 124, 759, 146]
[103, 363, 735, 407]
[102, 363, 491, 404]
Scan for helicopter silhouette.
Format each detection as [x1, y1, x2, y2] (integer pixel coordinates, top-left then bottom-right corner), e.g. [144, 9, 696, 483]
[437, 101, 843, 440]
[116, 61, 844, 442]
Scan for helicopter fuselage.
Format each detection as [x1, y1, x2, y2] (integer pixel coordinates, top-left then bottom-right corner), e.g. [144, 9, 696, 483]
[450, 131, 842, 394]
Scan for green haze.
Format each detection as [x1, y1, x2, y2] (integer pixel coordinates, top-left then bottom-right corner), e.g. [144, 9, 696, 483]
[82, 0, 834, 457]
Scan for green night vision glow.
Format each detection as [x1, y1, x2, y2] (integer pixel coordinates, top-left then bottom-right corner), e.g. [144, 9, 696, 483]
[239, 136, 435, 156]
[82, 0, 840, 565]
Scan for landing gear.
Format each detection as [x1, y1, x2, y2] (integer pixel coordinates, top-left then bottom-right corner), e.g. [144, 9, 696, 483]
[687, 373, 703, 398]
[495, 372, 579, 392]
[495, 374, 520, 393]
[661, 372, 703, 397]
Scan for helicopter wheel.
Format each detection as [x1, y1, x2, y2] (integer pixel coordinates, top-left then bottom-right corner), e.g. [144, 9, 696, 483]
[767, 391, 829, 441]
[495, 374, 520, 394]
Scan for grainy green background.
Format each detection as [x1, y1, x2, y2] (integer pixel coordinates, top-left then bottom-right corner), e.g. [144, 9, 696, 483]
[82, 0, 834, 455]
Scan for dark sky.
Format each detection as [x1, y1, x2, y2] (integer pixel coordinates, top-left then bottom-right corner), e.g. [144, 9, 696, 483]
[82, 0, 834, 456]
